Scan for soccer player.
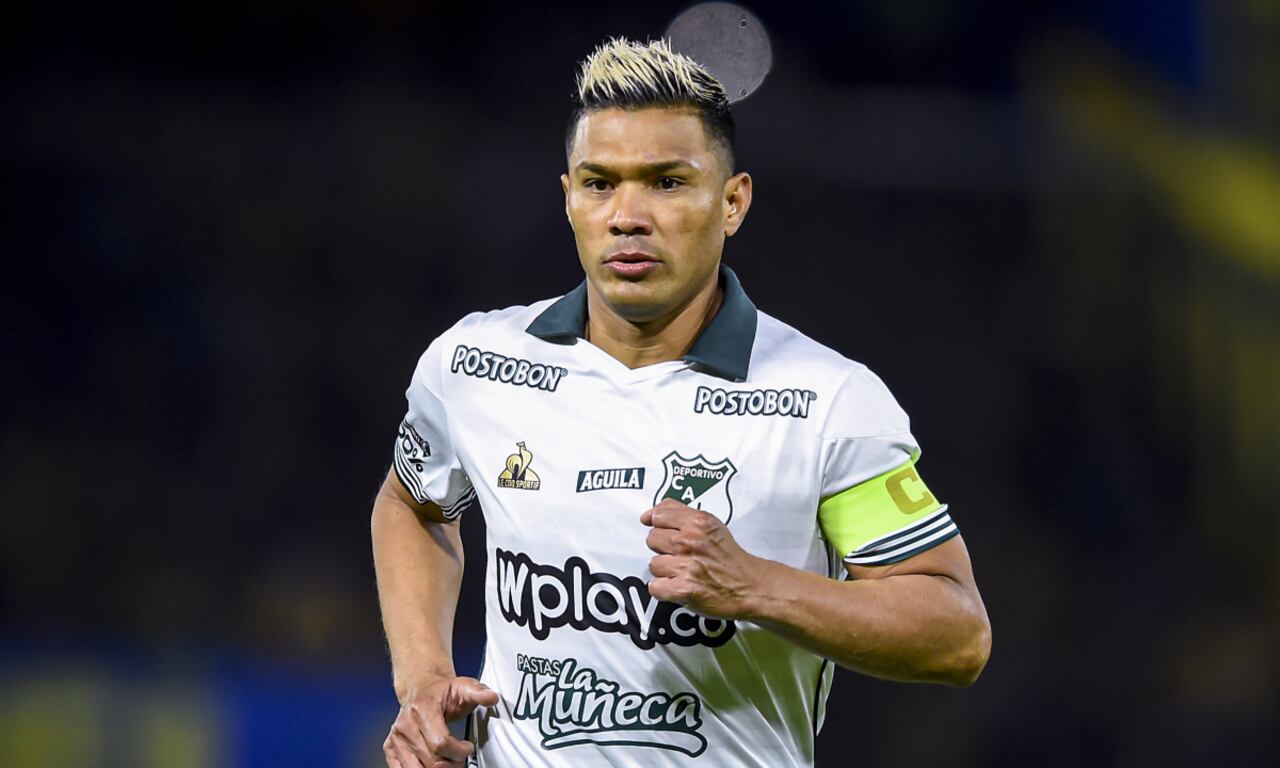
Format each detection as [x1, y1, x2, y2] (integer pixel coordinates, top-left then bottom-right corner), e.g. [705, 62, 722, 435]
[372, 38, 990, 768]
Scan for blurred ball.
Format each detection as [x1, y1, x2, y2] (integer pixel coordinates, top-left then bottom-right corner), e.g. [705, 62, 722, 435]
[667, 2, 773, 103]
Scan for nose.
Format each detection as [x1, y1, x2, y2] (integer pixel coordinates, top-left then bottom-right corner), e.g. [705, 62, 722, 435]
[607, 183, 653, 237]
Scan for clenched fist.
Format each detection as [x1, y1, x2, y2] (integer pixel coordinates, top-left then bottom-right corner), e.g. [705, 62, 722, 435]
[641, 498, 763, 620]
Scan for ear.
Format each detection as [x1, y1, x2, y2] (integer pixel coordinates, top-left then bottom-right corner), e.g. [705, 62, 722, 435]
[722, 172, 753, 237]
[560, 173, 571, 223]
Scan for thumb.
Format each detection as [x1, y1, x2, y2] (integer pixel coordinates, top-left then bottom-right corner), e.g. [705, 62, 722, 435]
[454, 677, 500, 707]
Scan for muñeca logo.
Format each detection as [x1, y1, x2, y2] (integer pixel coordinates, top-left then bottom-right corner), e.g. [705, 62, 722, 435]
[513, 656, 706, 757]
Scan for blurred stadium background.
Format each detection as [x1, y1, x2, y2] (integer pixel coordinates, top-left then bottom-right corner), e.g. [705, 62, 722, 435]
[3, 1, 1278, 765]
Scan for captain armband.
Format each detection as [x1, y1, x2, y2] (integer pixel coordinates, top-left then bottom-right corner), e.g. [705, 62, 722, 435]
[817, 453, 958, 566]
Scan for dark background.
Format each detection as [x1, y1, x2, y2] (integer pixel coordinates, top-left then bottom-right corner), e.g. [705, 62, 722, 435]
[3, 1, 1278, 765]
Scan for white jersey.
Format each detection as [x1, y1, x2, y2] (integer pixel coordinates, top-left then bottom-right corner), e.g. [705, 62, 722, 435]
[392, 267, 957, 767]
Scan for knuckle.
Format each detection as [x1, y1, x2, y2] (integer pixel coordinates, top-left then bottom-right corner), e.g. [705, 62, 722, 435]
[428, 735, 449, 753]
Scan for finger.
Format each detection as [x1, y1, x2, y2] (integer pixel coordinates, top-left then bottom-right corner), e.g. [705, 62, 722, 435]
[384, 741, 402, 768]
[645, 527, 684, 554]
[391, 717, 434, 764]
[649, 554, 682, 578]
[643, 501, 698, 530]
[647, 576, 686, 603]
[409, 707, 472, 763]
[390, 739, 426, 768]
[454, 677, 500, 708]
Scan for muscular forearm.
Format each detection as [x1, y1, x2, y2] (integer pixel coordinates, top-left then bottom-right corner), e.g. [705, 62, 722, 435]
[371, 479, 464, 703]
[739, 550, 990, 686]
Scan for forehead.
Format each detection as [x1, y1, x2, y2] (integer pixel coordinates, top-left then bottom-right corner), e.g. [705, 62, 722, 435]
[569, 107, 715, 167]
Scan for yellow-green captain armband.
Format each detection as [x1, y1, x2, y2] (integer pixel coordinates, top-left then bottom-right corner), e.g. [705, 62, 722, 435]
[818, 453, 959, 566]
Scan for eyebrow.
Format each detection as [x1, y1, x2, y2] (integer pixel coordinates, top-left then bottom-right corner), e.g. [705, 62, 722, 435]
[574, 160, 696, 177]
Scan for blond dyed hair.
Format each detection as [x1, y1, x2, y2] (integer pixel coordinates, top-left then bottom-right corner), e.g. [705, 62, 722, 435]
[567, 37, 736, 169]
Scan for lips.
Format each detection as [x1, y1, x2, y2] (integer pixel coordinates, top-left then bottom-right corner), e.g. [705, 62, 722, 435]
[605, 251, 658, 264]
[603, 251, 661, 277]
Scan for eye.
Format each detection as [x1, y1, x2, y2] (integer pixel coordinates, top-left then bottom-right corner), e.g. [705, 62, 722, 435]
[656, 176, 684, 191]
[584, 178, 611, 192]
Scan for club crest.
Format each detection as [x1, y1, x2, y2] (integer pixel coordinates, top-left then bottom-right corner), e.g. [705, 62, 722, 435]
[655, 452, 737, 524]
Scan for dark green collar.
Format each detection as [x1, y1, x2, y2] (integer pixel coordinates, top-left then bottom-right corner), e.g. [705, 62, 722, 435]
[526, 265, 758, 382]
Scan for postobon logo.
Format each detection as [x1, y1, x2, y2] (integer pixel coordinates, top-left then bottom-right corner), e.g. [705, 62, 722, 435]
[693, 385, 816, 418]
[450, 345, 566, 391]
[513, 655, 707, 757]
[495, 549, 735, 650]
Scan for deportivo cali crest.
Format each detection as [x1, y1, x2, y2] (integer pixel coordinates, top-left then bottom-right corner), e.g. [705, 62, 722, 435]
[655, 452, 737, 525]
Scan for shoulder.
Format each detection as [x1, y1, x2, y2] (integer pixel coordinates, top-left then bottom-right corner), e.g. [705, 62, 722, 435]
[749, 311, 871, 388]
[750, 311, 908, 437]
[446, 297, 561, 340]
[408, 296, 565, 384]
[415, 296, 562, 354]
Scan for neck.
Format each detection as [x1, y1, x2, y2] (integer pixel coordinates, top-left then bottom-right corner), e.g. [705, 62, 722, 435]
[585, 277, 723, 370]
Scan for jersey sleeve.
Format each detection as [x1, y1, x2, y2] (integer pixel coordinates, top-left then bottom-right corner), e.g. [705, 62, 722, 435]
[816, 367, 958, 566]
[392, 335, 476, 519]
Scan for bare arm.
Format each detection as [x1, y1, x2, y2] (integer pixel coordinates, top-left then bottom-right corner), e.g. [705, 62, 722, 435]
[372, 469, 497, 767]
[372, 469, 463, 700]
[741, 536, 989, 685]
[643, 501, 991, 687]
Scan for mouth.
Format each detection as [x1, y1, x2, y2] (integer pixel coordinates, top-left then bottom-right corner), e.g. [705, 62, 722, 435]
[603, 251, 661, 278]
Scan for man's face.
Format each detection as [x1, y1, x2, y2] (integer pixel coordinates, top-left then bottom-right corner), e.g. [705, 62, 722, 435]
[562, 107, 750, 323]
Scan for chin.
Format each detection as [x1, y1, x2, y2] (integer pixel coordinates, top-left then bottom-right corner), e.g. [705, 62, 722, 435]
[600, 282, 669, 321]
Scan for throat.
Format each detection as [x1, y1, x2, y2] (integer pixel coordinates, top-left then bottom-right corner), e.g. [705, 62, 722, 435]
[586, 285, 723, 370]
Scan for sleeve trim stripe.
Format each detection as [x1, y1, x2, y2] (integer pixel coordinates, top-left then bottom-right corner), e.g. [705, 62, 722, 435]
[854, 513, 954, 558]
[844, 521, 959, 565]
[393, 451, 427, 504]
[851, 506, 950, 554]
[394, 450, 476, 519]
[440, 486, 477, 519]
[442, 486, 475, 512]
